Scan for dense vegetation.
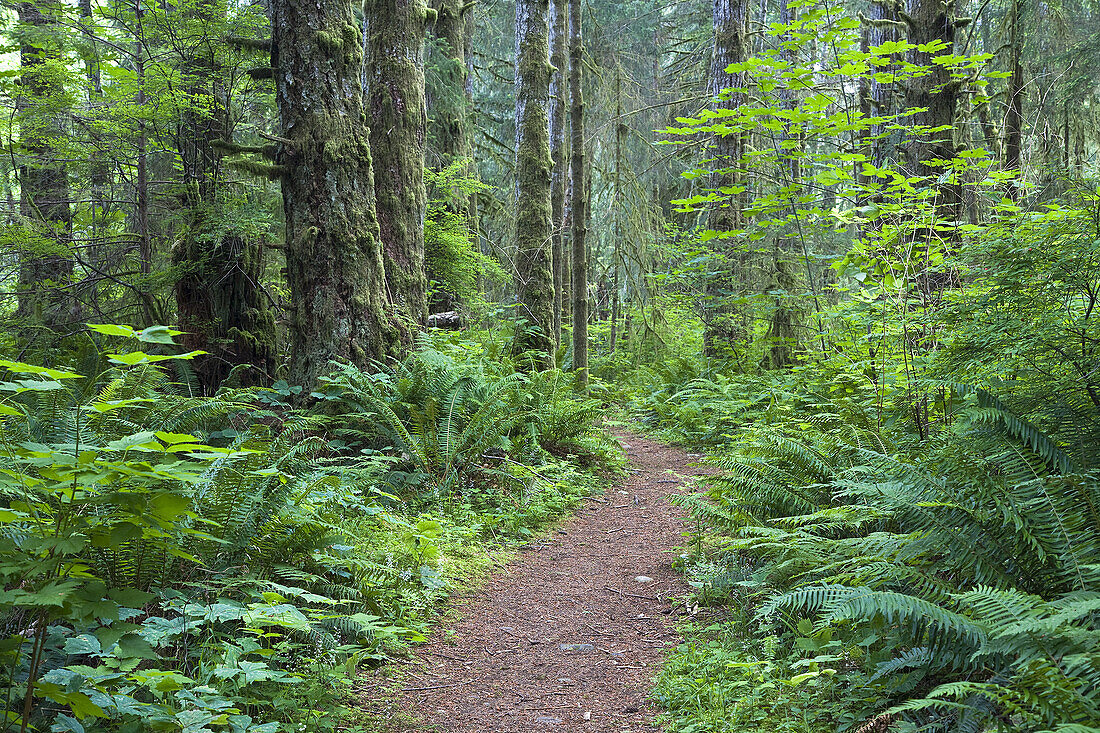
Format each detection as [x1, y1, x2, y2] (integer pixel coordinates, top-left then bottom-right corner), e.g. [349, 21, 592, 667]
[2, 0, 1098, 729]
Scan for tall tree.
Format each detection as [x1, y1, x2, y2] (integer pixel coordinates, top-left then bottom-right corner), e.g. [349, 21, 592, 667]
[1004, 0, 1024, 194]
[272, 0, 403, 388]
[512, 0, 554, 366]
[16, 0, 78, 332]
[904, 0, 962, 303]
[703, 0, 748, 357]
[172, 2, 276, 392]
[549, 0, 567, 349]
[428, 0, 470, 168]
[568, 0, 587, 387]
[366, 0, 429, 331]
[764, 0, 799, 369]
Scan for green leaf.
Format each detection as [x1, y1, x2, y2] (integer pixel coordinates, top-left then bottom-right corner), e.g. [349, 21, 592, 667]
[87, 324, 137, 338]
[137, 325, 184, 344]
[0, 360, 83, 379]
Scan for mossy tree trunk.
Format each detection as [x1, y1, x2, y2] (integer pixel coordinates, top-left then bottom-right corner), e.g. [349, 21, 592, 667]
[549, 0, 567, 350]
[1004, 0, 1024, 194]
[568, 0, 588, 387]
[904, 0, 961, 304]
[366, 0, 428, 332]
[702, 0, 748, 358]
[16, 0, 79, 333]
[764, 0, 800, 370]
[426, 0, 473, 313]
[272, 0, 404, 388]
[512, 0, 554, 367]
[428, 0, 470, 170]
[173, 0, 276, 393]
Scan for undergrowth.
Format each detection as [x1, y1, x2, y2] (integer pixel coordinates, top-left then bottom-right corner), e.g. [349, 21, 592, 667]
[0, 327, 620, 732]
[617, 192, 1100, 733]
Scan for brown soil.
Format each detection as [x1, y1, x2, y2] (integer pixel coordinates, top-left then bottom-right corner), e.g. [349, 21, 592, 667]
[356, 431, 707, 732]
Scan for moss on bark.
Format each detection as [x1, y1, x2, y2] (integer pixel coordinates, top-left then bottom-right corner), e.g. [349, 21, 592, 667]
[366, 0, 429, 332]
[272, 0, 406, 388]
[512, 0, 554, 367]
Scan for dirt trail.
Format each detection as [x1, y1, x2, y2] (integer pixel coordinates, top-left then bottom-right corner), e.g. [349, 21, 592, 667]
[358, 431, 706, 732]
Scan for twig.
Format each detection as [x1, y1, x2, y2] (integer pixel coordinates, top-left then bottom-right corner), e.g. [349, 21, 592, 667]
[603, 585, 658, 601]
[584, 623, 616, 636]
[402, 682, 468, 692]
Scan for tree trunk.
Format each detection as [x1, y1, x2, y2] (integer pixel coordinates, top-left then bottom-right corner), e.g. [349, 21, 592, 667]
[549, 0, 567, 350]
[16, 0, 78, 332]
[568, 0, 588, 387]
[173, 0, 276, 393]
[703, 0, 748, 358]
[428, 0, 470, 169]
[904, 0, 958, 183]
[272, 0, 404, 388]
[1004, 0, 1023, 197]
[766, 0, 799, 369]
[512, 0, 555, 366]
[366, 0, 429, 333]
[609, 67, 623, 355]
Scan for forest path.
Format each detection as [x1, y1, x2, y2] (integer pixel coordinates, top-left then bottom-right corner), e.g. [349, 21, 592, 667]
[357, 431, 706, 732]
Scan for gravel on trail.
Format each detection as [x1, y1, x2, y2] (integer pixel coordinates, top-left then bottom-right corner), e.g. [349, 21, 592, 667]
[357, 431, 707, 732]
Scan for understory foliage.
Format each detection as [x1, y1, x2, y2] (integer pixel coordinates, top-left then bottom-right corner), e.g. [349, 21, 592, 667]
[0, 328, 617, 732]
[632, 187, 1100, 733]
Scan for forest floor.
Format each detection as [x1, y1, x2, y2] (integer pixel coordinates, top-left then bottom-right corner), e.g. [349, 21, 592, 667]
[355, 431, 707, 732]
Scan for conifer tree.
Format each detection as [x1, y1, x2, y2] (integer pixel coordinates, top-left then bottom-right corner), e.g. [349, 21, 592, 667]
[366, 0, 429, 331]
[568, 0, 587, 387]
[512, 0, 554, 366]
[272, 0, 403, 387]
[16, 0, 78, 332]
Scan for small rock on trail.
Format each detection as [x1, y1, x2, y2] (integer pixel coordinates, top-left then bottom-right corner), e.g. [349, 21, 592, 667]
[357, 431, 708, 732]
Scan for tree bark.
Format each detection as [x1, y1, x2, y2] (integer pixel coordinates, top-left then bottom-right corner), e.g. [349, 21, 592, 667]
[173, 0, 276, 393]
[549, 0, 567, 350]
[703, 0, 748, 358]
[428, 0, 470, 169]
[904, 0, 961, 301]
[16, 0, 78, 332]
[569, 0, 587, 387]
[1004, 0, 1024, 197]
[765, 0, 799, 369]
[366, 0, 429, 333]
[512, 0, 555, 367]
[272, 0, 404, 388]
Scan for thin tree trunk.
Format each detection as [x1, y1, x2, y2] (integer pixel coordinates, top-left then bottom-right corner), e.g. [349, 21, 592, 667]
[16, 0, 78, 332]
[549, 0, 567, 350]
[765, 0, 799, 369]
[569, 0, 588, 387]
[703, 0, 748, 357]
[609, 67, 623, 355]
[366, 0, 429, 333]
[513, 0, 555, 366]
[272, 0, 404, 388]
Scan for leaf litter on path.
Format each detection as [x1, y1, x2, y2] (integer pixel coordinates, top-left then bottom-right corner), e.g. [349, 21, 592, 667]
[357, 431, 708, 732]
